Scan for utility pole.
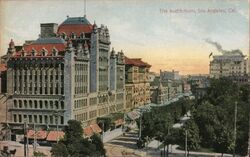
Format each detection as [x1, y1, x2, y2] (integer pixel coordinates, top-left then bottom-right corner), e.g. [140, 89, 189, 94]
[24, 121, 27, 157]
[233, 101, 237, 157]
[139, 115, 142, 139]
[247, 113, 250, 157]
[23, 119, 29, 157]
[185, 130, 187, 157]
[33, 123, 37, 151]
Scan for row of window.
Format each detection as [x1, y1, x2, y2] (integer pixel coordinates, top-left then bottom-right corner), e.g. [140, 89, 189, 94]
[74, 99, 87, 109]
[75, 112, 88, 122]
[13, 100, 64, 110]
[98, 107, 108, 116]
[13, 114, 64, 125]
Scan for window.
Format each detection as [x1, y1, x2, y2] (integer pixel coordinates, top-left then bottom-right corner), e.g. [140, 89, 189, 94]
[14, 100, 17, 108]
[18, 100, 22, 108]
[24, 100, 27, 108]
[34, 115, 37, 123]
[44, 115, 48, 123]
[19, 115, 22, 123]
[50, 101, 53, 109]
[45, 101, 48, 109]
[29, 115, 32, 123]
[39, 100, 43, 109]
[60, 116, 64, 124]
[13, 114, 17, 122]
[29, 100, 32, 108]
[39, 115, 43, 123]
[61, 101, 64, 109]
[55, 101, 59, 109]
[49, 116, 53, 124]
[34, 100, 38, 109]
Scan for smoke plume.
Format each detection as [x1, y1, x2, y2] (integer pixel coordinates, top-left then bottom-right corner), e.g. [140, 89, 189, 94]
[205, 38, 243, 56]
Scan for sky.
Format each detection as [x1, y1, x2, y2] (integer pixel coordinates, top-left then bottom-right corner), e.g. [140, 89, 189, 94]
[0, 0, 249, 75]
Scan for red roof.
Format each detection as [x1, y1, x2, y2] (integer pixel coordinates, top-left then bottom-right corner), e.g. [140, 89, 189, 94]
[91, 124, 102, 133]
[46, 131, 65, 141]
[114, 119, 124, 126]
[84, 126, 94, 137]
[23, 43, 66, 56]
[125, 57, 151, 68]
[57, 24, 93, 36]
[0, 64, 7, 72]
[83, 124, 102, 137]
[27, 130, 47, 140]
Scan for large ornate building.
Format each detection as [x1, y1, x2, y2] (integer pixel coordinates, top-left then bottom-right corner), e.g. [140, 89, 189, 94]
[124, 57, 151, 111]
[209, 53, 248, 83]
[5, 16, 125, 130]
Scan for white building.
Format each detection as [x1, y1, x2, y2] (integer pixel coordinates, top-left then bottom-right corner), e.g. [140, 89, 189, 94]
[209, 53, 248, 83]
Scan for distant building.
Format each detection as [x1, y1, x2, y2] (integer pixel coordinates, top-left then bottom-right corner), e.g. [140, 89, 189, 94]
[150, 75, 184, 105]
[150, 80, 168, 105]
[148, 72, 158, 83]
[210, 53, 248, 83]
[160, 70, 180, 81]
[188, 75, 210, 99]
[125, 57, 151, 111]
[0, 64, 7, 93]
[4, 16, 125, 131]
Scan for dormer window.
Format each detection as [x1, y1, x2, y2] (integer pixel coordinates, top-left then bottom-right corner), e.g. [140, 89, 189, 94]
[31, 48, 36, 56]
[52, 47, 58, 56]
[41, 48, 48, 56]
[61, 33, 67, 40]
[21, 49, 25, 57]
[71, 32, 76, 39]
[80, 32, 85, 39]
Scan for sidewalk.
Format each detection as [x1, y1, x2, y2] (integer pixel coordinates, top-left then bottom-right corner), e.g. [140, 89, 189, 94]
[145, 140, 237, 157]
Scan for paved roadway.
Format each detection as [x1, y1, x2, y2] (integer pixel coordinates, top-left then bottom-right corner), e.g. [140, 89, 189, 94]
[0, 141, 51, 157]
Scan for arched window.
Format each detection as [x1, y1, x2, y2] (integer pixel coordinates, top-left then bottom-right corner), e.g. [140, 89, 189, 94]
[61, 101, 64, 109]
[24, 100, 27, 108]
[50, 101, 53, 109]
[14, 100, 17, 108]
[45, 101, 48, 109]
[29, 100, 32, 108]
[18, 100, 22, 108]
[39, 100, 43, 109]
[55, 101, 59, 109]
[34, 100, 37, 109]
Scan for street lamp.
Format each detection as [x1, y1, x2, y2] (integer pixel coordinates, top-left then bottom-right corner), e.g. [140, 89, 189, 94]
[23, 118, 29, 157]
[173, 111, 191, 157]
[53, 110, 63, 143]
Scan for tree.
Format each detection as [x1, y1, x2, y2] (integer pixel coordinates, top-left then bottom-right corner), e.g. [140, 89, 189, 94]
[90, 134, 106, 157]
[214, 126, 234, 157]
[192, 78, 249, 155]
[51, 120, 106, 157]
[51, 143, 69, 157]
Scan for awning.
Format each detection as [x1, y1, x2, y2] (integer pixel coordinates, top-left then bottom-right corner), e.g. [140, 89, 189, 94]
[27, 130, 47, 140]
[84, 126, 94, 137]
[46, 131, 65, 142]
[114, 119, 124, 126]
[126, 111, 141, 120]
[83, 124, 102, 137]
[90, 124, 102, 133]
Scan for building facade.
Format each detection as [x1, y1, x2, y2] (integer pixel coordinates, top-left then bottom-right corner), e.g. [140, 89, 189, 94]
[160, 70, 180, 81]
[210, 54, 248, 83]
[5, 16, 125, 130]
[124, 57, 151, 111]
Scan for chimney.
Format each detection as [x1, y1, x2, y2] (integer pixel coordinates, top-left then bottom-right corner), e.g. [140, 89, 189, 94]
[40, 23, 58, 38]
